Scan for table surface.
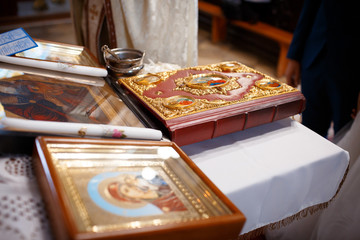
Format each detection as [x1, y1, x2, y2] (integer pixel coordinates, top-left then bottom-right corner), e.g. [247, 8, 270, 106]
[181, 117, 349, 235]
[0, 118, 349, 239]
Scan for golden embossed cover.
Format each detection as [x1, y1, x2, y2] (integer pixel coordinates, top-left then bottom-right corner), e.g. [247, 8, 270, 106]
[118, 61, 305, 145]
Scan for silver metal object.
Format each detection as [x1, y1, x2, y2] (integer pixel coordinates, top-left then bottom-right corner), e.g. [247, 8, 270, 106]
[102, 45, 145, 77]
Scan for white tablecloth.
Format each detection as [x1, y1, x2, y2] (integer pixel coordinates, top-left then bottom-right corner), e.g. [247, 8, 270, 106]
[181, 118, 349, 235]
[0, 118, 349, 239]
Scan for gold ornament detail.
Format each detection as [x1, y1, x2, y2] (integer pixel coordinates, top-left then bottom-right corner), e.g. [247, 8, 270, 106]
[78, 127, 87, 137]
[255, 79, 283, 90]
[174, 73, 241, 96]
[163, 95, 196, 109]
[124, 71, 177, 93]
[135, 74, 162, 85]
[219, 62, 243, 72]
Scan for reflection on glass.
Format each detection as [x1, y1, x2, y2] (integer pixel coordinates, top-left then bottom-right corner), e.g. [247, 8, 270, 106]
[41, 141, 233, 233]
[0, 69, 23, 79]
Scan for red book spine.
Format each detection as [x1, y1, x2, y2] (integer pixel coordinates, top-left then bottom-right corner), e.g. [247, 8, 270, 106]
[167, 92, 305, 146]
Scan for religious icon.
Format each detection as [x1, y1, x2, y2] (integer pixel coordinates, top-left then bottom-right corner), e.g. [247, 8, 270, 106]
[185, 73, 229, 89]
[88, 169, 187, 217]
[0, 70, 113, 124]
[0, 77, 90, 122]
[255, 79, 283, 90]
[163, 95, 196, 109]
[34, 137, 245, 238]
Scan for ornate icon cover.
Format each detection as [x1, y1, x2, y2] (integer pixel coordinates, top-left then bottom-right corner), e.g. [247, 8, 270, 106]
[117, 61, 305, 146]
[33, 136, 245, 240]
